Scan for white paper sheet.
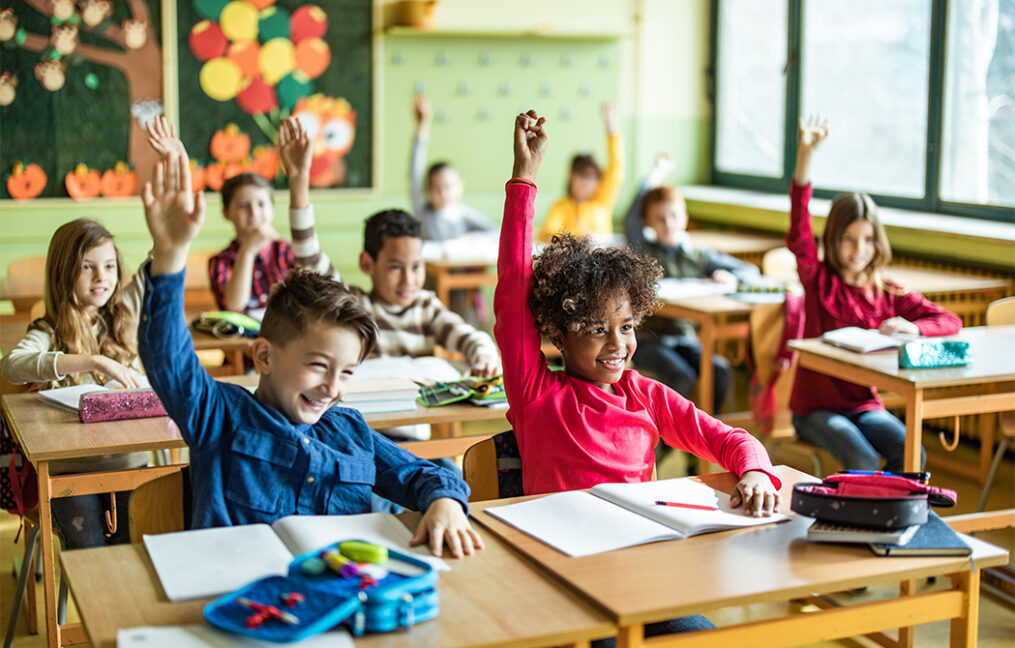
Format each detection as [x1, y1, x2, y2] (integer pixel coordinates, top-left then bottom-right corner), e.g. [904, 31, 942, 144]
[117, 625, 352, 648]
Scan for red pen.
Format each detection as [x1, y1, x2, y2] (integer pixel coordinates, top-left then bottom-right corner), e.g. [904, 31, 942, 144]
[654, 500, 718, 511]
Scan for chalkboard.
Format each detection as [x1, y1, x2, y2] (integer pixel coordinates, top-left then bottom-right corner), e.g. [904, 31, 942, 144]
[176, 0, 373, 191]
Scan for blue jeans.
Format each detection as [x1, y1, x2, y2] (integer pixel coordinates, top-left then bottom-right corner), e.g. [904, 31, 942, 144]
[590, 615, 716, 648]
[792, 409, 924, 474]
[633, 333, 732, 413]
[50, 492, 132, 550]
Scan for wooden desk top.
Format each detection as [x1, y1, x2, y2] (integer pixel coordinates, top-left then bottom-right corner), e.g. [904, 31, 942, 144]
[424, 258, 496, 270]
[789, 325, 1015, 390]
[471, 466, 1009, 626]
[60, 515, 615, 648]
[656, 294, 756, 318]
[1, 319, 252, 356]
[687, 230, 784, 255]
[884, 265, 1012, 296]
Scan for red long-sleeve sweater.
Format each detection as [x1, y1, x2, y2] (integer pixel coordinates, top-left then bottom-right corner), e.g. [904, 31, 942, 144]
[788, 182, 962, 416]
[495, 181, 780, 495]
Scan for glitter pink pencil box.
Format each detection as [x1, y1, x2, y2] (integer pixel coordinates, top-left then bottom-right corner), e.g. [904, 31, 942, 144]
[78, 389, 167, 423]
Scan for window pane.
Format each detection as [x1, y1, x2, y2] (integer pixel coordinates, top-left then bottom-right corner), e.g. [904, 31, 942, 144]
[801, 0, 931, 198]
[941, 0, 1015, 208]
[715, 0, 787, 177]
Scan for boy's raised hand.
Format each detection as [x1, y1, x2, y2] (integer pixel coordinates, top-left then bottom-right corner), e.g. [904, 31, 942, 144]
[512, 110, 548, 182]
[278, 116, 313, 178]
[145, 116, 187, 158]
[602, 101, 619, 134]
[730, 470, 781, 517]
[410, 497, 485, 559]
[413, 93, 431, 129]
[142, 152, 206, 276]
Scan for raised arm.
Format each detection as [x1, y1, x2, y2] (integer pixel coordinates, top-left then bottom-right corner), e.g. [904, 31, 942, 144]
[410, 93, 431, 219]
[624, 153, 674, 249]
[495, 111, 551, 402]
[280, 116, 335, 277]
[593, 102, 624, 210]
[787, 116, 829, 283]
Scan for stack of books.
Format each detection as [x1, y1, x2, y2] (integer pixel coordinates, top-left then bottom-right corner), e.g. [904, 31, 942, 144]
[806, 511, 971, 557]
[339, 379, 419, 415]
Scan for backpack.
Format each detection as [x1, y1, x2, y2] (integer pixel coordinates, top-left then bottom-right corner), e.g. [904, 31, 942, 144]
[0, 411, 38, 517]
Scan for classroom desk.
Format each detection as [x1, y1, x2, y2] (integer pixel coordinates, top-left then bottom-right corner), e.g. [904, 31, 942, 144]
[885, 266, 1012, 327]
[58, 512, 615, 648]
[424, 258, 498, 307]
[686, 229, 784, 267]
[654, 294, 755, 415]
[3, 379, 506, 648]
[472, 466, 1009, 648]
[789, 325, 1015, 480]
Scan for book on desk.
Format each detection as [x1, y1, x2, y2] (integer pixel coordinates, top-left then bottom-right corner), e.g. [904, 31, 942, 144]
[485, 478, 787, 557]
[820, 327, 915, 353]
[868, 511, 971, 557]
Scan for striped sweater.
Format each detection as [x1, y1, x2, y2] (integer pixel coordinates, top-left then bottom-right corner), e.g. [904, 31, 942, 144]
[350, 287, 498, 367]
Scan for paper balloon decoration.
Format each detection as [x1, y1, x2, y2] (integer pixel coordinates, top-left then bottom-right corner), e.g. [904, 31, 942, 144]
[220, 1, 259, 41]
[190, 20, 228, 61]
[247, 0, 277, 9]
[258, 37, 294, 84]
[194, 0, 230, 21]
[290, 5, 327, 43]
[237, 75, 277, 114]
[227, 40, 260, 77]
[276, 71, 311, 109]
[200, 57, 243, 100]
[294, 37, 329, 79]
[258, 6, 290, 41]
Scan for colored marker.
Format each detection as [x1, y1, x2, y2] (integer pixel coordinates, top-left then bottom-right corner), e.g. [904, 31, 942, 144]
[654, 500, 718, 511]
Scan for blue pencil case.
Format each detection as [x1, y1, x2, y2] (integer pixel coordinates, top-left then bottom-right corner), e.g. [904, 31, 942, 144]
[204, 540, 438, 643]
[897, 339, 970, 369]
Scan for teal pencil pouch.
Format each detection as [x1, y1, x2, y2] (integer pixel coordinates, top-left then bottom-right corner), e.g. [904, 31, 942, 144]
[897, 340, 971, 369]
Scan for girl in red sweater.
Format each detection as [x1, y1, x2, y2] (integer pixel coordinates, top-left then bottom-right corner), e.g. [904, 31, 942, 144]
[788, 116, 962, 473]
[498, 110, 781, 516]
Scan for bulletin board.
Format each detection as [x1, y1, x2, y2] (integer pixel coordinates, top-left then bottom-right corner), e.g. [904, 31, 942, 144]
[383, 31, 621, 195]
[0, 0, 164, 200]
[176, 0, 373, 191]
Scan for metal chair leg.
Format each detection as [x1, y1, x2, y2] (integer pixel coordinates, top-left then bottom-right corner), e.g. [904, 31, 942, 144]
[4, 523, 40, 648]
[977, 437, 1011, 513]
[57, 572, 68, 625]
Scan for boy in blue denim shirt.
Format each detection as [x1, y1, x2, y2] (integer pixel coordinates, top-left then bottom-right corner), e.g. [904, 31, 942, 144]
[138, 152, 484, 559]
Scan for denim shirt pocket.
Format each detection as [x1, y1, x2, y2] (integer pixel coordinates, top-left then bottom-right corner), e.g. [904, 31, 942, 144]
[326, 455, 376, 514]
[225, 429, 299, 515]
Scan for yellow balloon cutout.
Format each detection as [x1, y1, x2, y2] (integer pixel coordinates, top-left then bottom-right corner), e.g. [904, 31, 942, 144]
[259, 38, 295, 85]
[200, 58, 244, 101]
[220, 1, 259, 42]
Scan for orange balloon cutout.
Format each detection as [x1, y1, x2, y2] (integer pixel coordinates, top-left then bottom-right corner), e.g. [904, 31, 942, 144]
[227, 40, 261, 78]
[294, 37, 330, 79]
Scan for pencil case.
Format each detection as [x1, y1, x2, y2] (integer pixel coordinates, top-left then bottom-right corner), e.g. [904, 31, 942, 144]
[78, 389, 167, 423]
[204, 540, 438, 643]
[897, 339, 970, 369]
[192, 311, 261, 339]
[791, 471, 957, 529]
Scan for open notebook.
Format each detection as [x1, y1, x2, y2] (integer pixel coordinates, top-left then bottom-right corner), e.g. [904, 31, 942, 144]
[484, 478, 788, 557]
[143, 513, 449, 602]
[38, 377, 152, 412]
[820, 327, 915, 353]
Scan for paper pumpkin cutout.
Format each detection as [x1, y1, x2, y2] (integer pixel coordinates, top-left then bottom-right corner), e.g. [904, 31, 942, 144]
[210, 124, 251, 163]
[100, 162, 138, 197]
[65, 163, 101, 200]
[200, 57, 243, 100]
[189, 159, 207, 192]
[7, 161, 47, 200]
[220, 1, 259, 41]
[190, 20, 228, 61]
[203, 161, 225, 191]
[250, 145, 279, 180]
[290, 5, 327, 43]
[294, 37, 329, 79]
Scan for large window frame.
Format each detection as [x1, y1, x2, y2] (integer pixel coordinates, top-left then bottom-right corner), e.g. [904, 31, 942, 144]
[709, 0, 1014, 223]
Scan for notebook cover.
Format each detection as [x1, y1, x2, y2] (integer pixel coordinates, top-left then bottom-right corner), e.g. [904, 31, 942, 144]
[868, 511, 970, 557]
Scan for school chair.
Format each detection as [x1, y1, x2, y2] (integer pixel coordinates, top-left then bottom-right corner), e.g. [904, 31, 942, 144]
[761, 247, 797, 282]
[6, 256, 45, 279]
[4, 511, 68, 648]
[28, 299, 45, 321]
[184, 249, 218, 313]
[462, 431, 522, 501]
[977, 296, 1015, 512]
[128, 465, 192, 541]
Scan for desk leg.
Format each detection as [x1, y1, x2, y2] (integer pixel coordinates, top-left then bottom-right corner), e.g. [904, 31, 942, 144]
[37, 460, 59, 648]
[697, 323, 716, 416]
[903, 391, 925, 473]
[897, 579, 915, 648]
[615, 624, 644, 648]
[949, 569, 980, 647]
[435, 269, 450, 306]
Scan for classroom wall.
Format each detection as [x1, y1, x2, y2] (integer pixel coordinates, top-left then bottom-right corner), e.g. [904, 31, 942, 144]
[0, 0, 712, 294]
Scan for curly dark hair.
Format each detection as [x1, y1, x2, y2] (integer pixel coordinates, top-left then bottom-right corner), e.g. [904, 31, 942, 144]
[528, 232, 662, 338]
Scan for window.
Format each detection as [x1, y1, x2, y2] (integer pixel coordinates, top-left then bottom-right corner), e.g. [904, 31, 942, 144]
[711, 0, 1015, 220]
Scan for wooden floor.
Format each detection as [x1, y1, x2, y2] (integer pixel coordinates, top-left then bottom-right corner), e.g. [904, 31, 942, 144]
[2, 420, 1013, 647]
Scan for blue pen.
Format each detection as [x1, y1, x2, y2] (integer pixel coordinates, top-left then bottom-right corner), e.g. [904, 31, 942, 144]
[838, 469, 930, 484]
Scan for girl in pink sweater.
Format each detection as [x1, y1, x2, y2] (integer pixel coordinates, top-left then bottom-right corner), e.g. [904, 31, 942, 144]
[496, 111, 781, 517]
[788, 116, 962, 473]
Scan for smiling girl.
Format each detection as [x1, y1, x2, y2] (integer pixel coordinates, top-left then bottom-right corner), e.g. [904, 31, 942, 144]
[496, 111, 781, 511]
[1, 218, 149, 548]
[788, 116, 961, 472]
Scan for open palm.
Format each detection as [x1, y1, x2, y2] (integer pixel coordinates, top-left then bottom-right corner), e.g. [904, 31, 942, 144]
[279, 116, 312, 176]
[142, 153, 205, 252]
[798, 115, 830, 151]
